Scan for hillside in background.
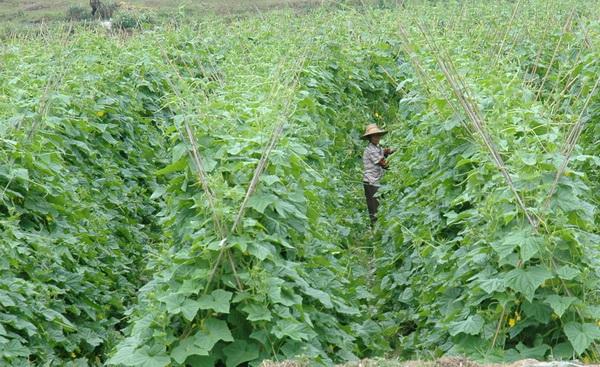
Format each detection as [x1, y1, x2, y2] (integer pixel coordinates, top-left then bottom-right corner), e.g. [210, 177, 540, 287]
[0, 0, 355, 24]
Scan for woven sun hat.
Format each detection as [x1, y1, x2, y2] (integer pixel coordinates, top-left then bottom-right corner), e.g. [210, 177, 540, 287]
[362, 123, 387, 139]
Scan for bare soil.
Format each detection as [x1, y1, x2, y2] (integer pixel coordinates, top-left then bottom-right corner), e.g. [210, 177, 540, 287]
[260, 357, 597, 367]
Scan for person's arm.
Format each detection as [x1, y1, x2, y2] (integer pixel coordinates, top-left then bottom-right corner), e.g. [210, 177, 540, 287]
[383, 148, 396, 157]
[369, 147, 389, 169]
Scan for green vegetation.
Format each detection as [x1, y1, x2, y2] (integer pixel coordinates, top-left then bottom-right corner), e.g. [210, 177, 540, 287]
[0, 0, 599, 366]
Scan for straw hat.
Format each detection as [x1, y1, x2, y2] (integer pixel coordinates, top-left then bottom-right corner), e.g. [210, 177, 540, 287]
[362, 124, 387, 139]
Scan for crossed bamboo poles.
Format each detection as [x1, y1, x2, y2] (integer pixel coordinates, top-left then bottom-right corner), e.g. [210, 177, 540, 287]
[157, 37, 309, 323]
[1, 23, 73, 200]
[397, 7, 599, 354]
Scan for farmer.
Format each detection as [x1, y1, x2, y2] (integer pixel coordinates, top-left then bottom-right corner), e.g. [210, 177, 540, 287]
[90, 0, 101, 16]
[362, 123, 395, 224]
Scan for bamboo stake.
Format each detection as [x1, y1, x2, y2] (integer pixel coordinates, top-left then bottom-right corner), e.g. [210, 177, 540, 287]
[417, 21, 538, 228]
[523, 10, 557, 88]
[493, 0, 522, 66]
[158, 43, 246, 293]
[535, 10, 575, 100]
[26, 23, 73, 142]
[548, 22, 592, 115]
[397, 22, 467, 131]
[160, 50, 227, 238]
[541, 77, 600, 213]
[204, 53, 307, 294]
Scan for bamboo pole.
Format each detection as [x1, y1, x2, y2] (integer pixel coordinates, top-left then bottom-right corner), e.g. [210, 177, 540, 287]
[416, 21, 538, 228]
[541, 77, 600, 213]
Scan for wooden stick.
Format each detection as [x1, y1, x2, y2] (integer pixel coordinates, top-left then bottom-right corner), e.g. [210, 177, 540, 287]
[418, 22, 537, 228]
[535, 10, 575, 100]
[494, 0, 522, 66]
[541, 77, 600, 213]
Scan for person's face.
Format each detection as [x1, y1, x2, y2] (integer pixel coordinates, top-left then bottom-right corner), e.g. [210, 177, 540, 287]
[370, 134, 382, 145]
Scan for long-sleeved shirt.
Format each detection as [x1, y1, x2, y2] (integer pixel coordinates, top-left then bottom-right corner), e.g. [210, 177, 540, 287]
[363, 143, 384, 186]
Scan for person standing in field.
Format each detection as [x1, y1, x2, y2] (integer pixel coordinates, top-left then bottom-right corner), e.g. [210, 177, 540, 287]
[90, 0, 101, 16]
[362, 124, 395, 225]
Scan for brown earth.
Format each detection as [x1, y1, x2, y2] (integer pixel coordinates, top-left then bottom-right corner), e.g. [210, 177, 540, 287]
[260, 357, 597, 367]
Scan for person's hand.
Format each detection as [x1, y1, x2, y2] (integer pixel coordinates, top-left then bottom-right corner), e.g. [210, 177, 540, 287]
[378, 158, 390, 169]
[383, 148, 396, 157]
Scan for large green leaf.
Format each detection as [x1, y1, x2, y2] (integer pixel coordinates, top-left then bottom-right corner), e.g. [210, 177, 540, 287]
[223, 340, 260, 367]
[241, 303, 272, 322]
[132, 347, 170, 367]
[563, 322, 600, 355]
[197, 289, 233, 314]
[555, 265, 581, 280]
[171, 318, 233, 364]
[479, 278, 506, 294]
[506, 266, 552, 302]
[492, 230, 543, 263]
[544, 295, 578, 317]
[272, 319, 312, 341]
[448, 315, 484, 336]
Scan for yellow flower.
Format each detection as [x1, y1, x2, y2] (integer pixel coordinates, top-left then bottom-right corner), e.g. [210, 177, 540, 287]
[96, 111, 105, 117]
[582, 356, 591, 364]
[71, 352, 76, 358]
[508, 318, 516, 327]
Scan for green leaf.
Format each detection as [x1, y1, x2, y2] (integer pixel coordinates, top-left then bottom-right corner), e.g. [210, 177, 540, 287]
[181, 300, 201, 321]
[506, 266, 552, 302]
[156, 158, 186, 175]
[133, 347, 170, 367]
[448, 314, 484, 336]
[493, 230, 542, 262]
[247, 242, 273, 261]
[479, 278, 506, 294]
[78, 328, 103, 347]
[522, 301, 552, 323]
[261, 175, 281, 186]
[171, 318, 233, 364]
[545, 295, 578, 317]
[241, 303, 272, 322]
[519, 235, 542, 263]
[564, 322, 600, 355]
[0, 340, 30, 359]
[149, 185, 167, 200]
[274, 200, 307, 220]
[197, 289, 233, 314]
[187, 355, 218, 366]
[108, 344, 170, 367]
[302, 287, 333, 308]
[171, 337, 203, 364]
[582, 305, 600, 319]
[159, 293, 185, 315]
[223, 340, 260, 367]
[272, 319, 312, 341]
[556, 265, 581, 280]
[247, 192, 278, 214]
[204, 318, 234, 343]
[491, 238, 517, 260]
[0, 292, 15, 307]
[552, 342, 575, 359]
[520, 153, 537, 166]
[515, 342, 549, 359]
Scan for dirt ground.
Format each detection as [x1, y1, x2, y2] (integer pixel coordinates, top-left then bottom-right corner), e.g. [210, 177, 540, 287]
[260, 357, 596, 367]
